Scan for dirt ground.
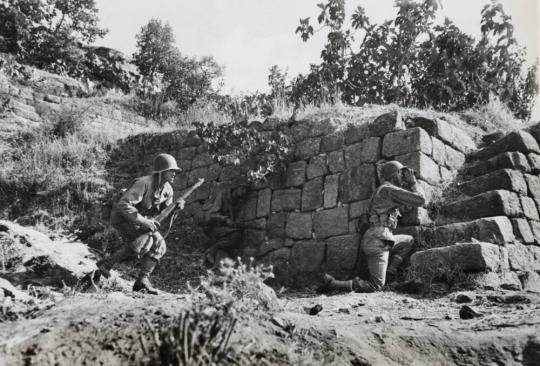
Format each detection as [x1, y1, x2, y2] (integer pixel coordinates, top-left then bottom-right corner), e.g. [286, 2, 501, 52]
[1, 286, 539, 366]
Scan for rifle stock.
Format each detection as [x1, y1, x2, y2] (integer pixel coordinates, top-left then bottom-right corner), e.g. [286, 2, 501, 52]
[153, 178, 205, 224]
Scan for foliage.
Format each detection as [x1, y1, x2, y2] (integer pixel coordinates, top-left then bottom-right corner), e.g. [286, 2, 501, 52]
[132, 18, 223, 115]
[195, 121, 291, 182]
[0, 0, 107, 75]
[294, 0, 538, 119]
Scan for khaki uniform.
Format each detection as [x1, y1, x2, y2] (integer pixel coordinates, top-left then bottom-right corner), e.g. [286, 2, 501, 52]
[353, 181, 425, 292]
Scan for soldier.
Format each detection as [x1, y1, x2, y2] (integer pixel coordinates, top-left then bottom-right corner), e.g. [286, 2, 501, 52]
[321, 160, 425, 292]
[95, 153, 184, 295]
[199, 178, 249, 267]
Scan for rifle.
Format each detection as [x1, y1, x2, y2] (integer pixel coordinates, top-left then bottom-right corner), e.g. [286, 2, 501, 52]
[154, 178, 205, 225]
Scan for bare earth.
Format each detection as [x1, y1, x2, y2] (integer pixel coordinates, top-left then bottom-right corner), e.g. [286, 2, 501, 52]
[1, 288, 539, 366]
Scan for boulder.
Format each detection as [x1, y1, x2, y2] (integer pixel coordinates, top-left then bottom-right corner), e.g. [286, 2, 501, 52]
[285, 213, 312, 239]
[469, 131, 540, 161]
[369, 111, 405, 137]
[313, 207, 349, 239]
[464, 152, 531, 177]
[410, 242, 507, 273]
[443, 190, 522, 220]
[428, 216, 515, 246]
[382, 127, 432, 158]
[459, 169, 528, 196]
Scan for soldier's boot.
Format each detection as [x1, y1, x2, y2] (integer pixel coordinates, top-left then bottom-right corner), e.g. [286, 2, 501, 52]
[318, 273, 353, 293]
[386, 255, 404, 283]
[96, 246, 135, 279]
[133, 256, 159, 295]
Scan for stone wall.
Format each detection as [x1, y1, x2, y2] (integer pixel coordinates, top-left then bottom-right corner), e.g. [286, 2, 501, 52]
[109, 111, 477, 284]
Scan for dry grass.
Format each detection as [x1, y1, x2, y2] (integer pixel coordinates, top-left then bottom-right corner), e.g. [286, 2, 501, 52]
[460, 94, 524, 134]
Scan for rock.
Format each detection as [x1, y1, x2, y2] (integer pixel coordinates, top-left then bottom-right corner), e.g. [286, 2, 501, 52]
[344, 137, 381, 167]
[267, 213, 286, 238]
[470, 131, 540, 161]
[520, 271, 540, 293]
[349, 199, 370, 218]
[344, 124, 370, 145]
[528, 220, 540, 244]
[240, 192, 258, 221]
[285, 161, 306, 187]
[339, 164, 375, 202]
[257, 188, 272, 217]
[323, 174, 339, 208]
[256, 282, 283, 312]
[395, 152, 441, 185]
[444, 144, 466, 169]
[375, 315, 387, 323]
[321, 132, 344, 152]
[410, 242, 507, 273]
[44, 94, 61, 104]
[291, 240, 325, 272]
[313, 207, 349, 239]
[295, 138, 321, 160]
[260, 247, 291, 282]
[272, 189, 301, 211]
[524, 174, 540, 199]
[520, 196, 539, 221]
[306, 156, 328, 179]
[0, 278, 32, 301]
[192, 152, 214, 168]
[507, 243, 540, 272]
[459, 305, 482, 319]
[431, 137, 446, 166]
[285, 212, 312, 239]
[262, 117, 285, 131]
[482, 131, 506, 146]
[369, 111, 405, 137]
[327, 150, 345, 173]
[308, 304, 323, 315]
[512, 218, 535, 244]
[430, 216, 515, 246]
[302, 177, 323, 211]
[459, 169, 528, 196]
[324, 234, 360, 273]
[382, 127, 432, 158]
[409, 117, 476, 153]
[454, 294, 473, 303]
[465, 152, 532, 177]
[527, 153, 540, 173]
[443, 190, 522, 220]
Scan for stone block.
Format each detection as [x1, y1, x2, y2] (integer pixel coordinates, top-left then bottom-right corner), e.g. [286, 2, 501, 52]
[344, 124, 370, 145]
[272, 189, 301, 211]
[369, 111, 405, 137]
[291, 241, 325, 272]
[431, 137, 446, 166]
[507, 243, 540, 272]
[349, 219, 359, 234]
[302, 177, 323, 211]
[267, 213, 286, 238]
[512, 218, 535, 244]
[245, 218, 267, 230]
[470, 131, 540, 161]
[344, 137, 380, 167]
[444, 144, 465, 169]
[285, 161, 306, 187]
[416, 180, 436, 203]
[327, 150, 345, 173]
[528, 121, 540, 143]
[257, 188, 272, 217]
[409, 117, 476, 153]
[469, 271, 521, 290]
[321, 132, 344, 152]
[44, 94, 61, 104]
[243, 229, 266, 247]
[339, 164, 375, 202]
[395, 152, 440, 185]
[459, 169, 528, 196]
[257, 238, 284, 257]
[525, 174, 540, 199]
[440, 166, 456, 182]
[173, 172, 189, 191]
[295, 138, 320, 160]
[529, 220, 540, 244]
[286, 212, 312, 239]
[349, 199, 370, 218]
[324, 174, 340, 208]
[394, 226, 424, 244]
[465, 152, 531, 177]
[177, 160, 191, 171]
[184, 131, 202, 147]
[521, 196, 539, 221]
[443, 190, 522, 220]
[307, 155, 328, 179]
[313, 207, 349, 239]
[430, 216, 515, 247]
[410, 242, 506, 273]
[240, 192, 258, 221]
[527, 153, 540, 173]
[520, 271, 540, 293]
[324, 234, 361, 272]
[382, 127, 432, 158]
[289, 119, 335, 142]
[400, 207, 432, 225]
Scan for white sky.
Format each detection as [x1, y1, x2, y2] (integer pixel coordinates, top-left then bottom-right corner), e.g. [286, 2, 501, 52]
[94, 0, 540, 117]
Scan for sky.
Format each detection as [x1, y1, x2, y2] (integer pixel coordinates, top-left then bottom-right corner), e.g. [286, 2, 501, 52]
[94, 0, 540, 116]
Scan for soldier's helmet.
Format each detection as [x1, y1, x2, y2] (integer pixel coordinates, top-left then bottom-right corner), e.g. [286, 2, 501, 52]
[380, 160, 405, 181]
[152, 153, 181, 173]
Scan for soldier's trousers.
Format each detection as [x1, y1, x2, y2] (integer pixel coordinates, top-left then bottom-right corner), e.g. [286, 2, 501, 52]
[359, 232, 414, 291]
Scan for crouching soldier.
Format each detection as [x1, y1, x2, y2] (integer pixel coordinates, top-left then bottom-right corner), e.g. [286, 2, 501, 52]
[96, 153, 184, 295]
[321, 161, 425, 292]
[199, 178, 248, 267]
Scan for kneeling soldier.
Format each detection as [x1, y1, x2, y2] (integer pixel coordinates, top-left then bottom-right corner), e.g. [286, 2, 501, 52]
[96, 153, 184, 295]
[322, 160, 425, 292]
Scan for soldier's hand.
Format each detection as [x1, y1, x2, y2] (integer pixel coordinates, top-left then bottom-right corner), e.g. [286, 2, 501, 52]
[178, 199, 185, 210]
[142, 218, 160, 232]
[401, 167, 417, 185]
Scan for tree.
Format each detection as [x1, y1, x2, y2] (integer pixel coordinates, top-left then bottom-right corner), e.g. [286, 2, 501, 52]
[132, 18, 175, 79]
[0, 0, 107, 73]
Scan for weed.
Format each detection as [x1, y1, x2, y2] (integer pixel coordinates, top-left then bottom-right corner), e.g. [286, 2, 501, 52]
[0, 232, 22, 271]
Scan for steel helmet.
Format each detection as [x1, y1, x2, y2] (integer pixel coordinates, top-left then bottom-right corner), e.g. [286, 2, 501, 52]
[380, 160, 404, 181]
[152, 153, 181, 173]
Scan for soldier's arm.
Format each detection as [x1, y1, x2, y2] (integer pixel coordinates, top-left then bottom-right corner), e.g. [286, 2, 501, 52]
[117, 179, 147, 222]
[381, 185, 426, 208]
